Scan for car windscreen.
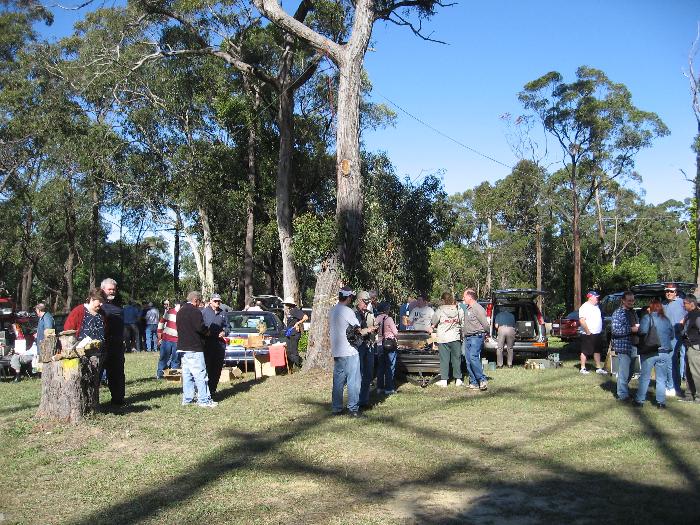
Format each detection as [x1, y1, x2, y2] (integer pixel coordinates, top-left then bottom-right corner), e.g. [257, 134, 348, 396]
[226, 313, 278, 334]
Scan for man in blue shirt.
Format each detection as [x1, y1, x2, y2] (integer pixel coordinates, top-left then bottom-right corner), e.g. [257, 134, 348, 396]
[122, 301, 141, 352]
[34, 302, 54, 348]
[494, 308, 516, 368]
[611, 291, 639, 401]
[662, 284, 686, 397]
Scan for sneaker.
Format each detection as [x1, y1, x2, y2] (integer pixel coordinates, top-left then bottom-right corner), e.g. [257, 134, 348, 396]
[468, 383, 480, 390]
[595, 368, 608, 375]
[657, 403, 666, 409]
[436, 379, 448, 388]
[479, 380, 488, 391]
[633, 401, 644, 408]
[580, 368, 590, 375]
[666, 389, 676, 398]
[198, 401, 218, 408]
[349, 411, 367, 419]
[455, 379, 464, 387]
[181, 400, 195, 406]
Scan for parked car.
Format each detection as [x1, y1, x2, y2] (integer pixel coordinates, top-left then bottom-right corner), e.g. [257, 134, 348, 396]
[551, 311, 580, 341]
[223, 310, 283, 366]
[252, 294, 284, 318]
[483, 289, 548, 357]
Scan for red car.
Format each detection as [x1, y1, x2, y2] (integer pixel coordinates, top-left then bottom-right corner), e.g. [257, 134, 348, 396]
[551, 311, 580, 341]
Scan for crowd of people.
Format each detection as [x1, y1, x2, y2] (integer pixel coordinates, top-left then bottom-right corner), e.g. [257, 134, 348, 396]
[6, 277, 700, 415]
[329, 283, 700, 417]
[329, 287, 493, 418]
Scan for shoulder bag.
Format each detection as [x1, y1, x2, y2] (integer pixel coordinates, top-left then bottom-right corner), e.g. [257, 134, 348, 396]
[638, 315, 660, 355]
[381, 315, 398, 352]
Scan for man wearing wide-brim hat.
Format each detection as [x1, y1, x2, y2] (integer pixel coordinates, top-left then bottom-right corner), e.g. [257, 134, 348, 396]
[282, 297, 307, 369]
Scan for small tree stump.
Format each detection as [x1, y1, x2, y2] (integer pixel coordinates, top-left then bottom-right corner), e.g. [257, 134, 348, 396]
[36, 331, 102, 424]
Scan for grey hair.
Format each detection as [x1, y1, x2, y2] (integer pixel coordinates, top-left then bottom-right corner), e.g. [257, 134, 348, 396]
[100, 278, 117, 289]
[187, 291, 203, 303]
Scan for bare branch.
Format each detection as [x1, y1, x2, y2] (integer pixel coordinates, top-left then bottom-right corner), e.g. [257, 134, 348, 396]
[51, 0, 96, 11]
[385, 11, 448, 44]
[253, 0, 343, 64]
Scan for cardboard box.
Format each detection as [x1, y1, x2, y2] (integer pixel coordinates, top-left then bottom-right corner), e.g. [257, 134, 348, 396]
[245, 334, 264, 348]
[164, 369, 182, 384]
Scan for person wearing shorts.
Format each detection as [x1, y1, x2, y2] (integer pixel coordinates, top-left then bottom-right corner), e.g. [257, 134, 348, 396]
[579, 290, 608, 375]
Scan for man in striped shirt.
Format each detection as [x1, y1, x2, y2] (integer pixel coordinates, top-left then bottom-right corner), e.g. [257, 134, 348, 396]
[157, 302, 181, 378]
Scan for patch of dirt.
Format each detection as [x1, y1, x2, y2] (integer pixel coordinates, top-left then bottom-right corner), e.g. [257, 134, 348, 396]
[385, 483, 587, 525]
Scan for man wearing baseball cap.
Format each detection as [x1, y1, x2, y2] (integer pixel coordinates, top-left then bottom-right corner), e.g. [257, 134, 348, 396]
[329, 286, 367, 418]
[578, 290, 607, 375]
[202, 293, 227, 396]
[662, 283, 686, 397]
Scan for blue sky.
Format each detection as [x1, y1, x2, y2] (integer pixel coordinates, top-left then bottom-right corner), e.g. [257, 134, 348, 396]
[363, 0, 699, 204]
[41, 1, 699, 205]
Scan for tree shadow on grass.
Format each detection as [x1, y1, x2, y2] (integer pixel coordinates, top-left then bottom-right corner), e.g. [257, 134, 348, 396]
[213, 376, 266, 402]
[68, 374, 700, 525]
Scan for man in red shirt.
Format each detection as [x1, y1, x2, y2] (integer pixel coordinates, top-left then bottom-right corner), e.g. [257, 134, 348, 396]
[157, 302, 181, 378]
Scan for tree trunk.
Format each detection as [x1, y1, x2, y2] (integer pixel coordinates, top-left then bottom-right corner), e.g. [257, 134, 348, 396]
[20, 262, 33, 311]
[276, 66, 301, 304]
[184, 228, 207, 294]
[64, 176, 77, 311]
[36, 334, 101, 424]
[594, 181, 606, 257]
[173, 212, 181, 296]
[305, 1, 374, 371]
[303, 255, 342, 372]
[485, 216, 493, 297]
[199, 206, 215, 298]
[571, 168, 582, 310]
[244, 81, 260, 307]
[695, 124, 700, 287]
[89, 185, 100, 290]
[535, 223, 543, 314]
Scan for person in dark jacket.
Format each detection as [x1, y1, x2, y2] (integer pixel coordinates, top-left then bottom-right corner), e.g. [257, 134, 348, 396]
[177, 291, 216, 408]
[680, 294, 700, 403]
[202, 293, 226, 396]
[282, 297, 307, 370]
[100, 278, 126, 406]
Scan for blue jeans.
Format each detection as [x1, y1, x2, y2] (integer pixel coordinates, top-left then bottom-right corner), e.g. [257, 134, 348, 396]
[332, 354, 361, 413]
[181, 352, 211, 405]
[157, 341, 178, 378]
[464, 335, 486, 385]
[145, 324, 158, 351]
[616, 347, 638, 400]
[636, 351, 670, 404]
[669, 337, 686, 394]
[358, 343, 375, 406]
[376, 345, 397, 392]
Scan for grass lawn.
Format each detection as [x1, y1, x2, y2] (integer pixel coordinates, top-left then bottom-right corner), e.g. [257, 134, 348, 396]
[2, 342, 699, 524]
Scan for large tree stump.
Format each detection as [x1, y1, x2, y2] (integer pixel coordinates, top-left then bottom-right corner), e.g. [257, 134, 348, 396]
[36, 332, 102, 424]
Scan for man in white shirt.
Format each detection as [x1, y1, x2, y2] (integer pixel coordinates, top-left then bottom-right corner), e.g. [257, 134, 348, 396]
[408, 294, 434, 333]
[578, 290, 607, 375]
[330, 286, 365, 418]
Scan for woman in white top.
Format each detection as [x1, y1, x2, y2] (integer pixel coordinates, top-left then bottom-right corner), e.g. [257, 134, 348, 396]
[431, 292, 465, 387]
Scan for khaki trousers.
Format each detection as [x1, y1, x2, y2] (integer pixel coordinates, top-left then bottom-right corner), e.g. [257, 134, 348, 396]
[497, 326, 516, 366]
